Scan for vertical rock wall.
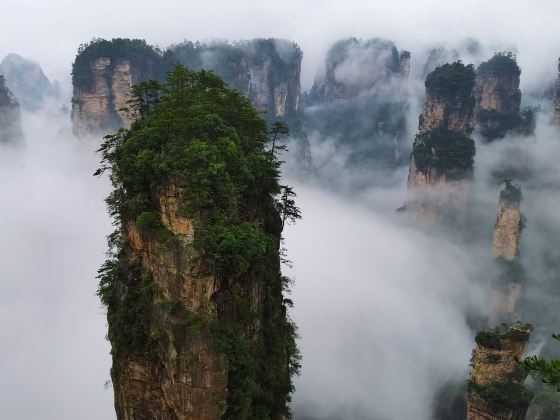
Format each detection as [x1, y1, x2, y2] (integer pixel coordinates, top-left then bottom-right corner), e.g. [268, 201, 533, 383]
[71, 57, 136, 136]
[467, 325, 533, 420]
[112, 184, 229, 420]
[474, 53, 531, 141]
[407, 62, 476, 215]
[491, 183, 523, 261]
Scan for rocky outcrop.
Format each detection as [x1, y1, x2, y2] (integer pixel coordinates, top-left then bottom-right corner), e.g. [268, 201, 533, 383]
[476, 54, 521, 116]
[475, 53, 534, 141]
[71, 39, 164, 136]
[491, 181, 524, 261]
[407, 61, 476, 214]
[72, 38, 303, 136]
[113, 184, 228, 420]
[399, 51, 411, 78]
[168, 39, 302, 125]
[72, 57, 116, 135]
[0, 75, 22, 143]
[0, 53, 59, 110]
[466, 323, 533, 420]
[488, 181, 526, 321]
[99, 69, 298, 419]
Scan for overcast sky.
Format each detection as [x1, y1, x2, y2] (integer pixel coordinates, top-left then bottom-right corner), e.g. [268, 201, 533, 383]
[2, 0, 560, 89]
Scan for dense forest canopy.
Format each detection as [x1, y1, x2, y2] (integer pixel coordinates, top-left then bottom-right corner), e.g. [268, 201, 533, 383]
[478, 52, 521, 78]
[425, 61, 476, 100]
[412, 127, 475, 179]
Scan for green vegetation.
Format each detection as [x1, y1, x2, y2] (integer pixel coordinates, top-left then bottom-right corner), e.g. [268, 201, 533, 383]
[478, 52, 521, 78]
[72, 38, 164, 91]
[468, 380, 534, 409]
[425, 61, 476, 100]
[412, 127, 475, 180]
[97, 65, 300, 418]
[97, 258, 161, 358]
[500, 179, 522, 204]
[475, 323, 533, 350]
[527, 385, 560, 417]
[477, 108, 535, 140]
[518, 334, 560, 391]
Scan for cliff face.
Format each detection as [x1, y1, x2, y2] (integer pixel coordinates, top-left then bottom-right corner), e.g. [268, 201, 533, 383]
[99, 67, 298, 420]
[475, 53, 533, 141]
[169, 39, 302, 125]
[0, 75, 22, 143]
[72, 38, 303, 136]
[491, 182, 523, 261]
[71, 39, 164, 136]
[476, 56, 521, 115]
[467, 324, 533, 420]
[417, 88, 475, 136]
[112, 184, 228, 419]
[407, 62, 476, 213]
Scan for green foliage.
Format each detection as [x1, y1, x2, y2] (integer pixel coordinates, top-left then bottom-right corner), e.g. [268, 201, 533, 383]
[518, 334, 560, 391]
[276, 185, 301, 229]
[97, 65, 300, 418]
[135, 211, 172, 242]
[468, 380, 534, 409]
[197, 222, 271, 275]
[475, 330, 502, 349]
[425, 61, 476, 100]
[478, 52, 521, 78]
[98, 261, 160, 358]
[412, 127, 476, 180]
[527, 384, 560, 417]
[475, 323, 533, 350]
[500, 179, 522, 204]
[477, 108, 535, 141]
[72, 38, 164, 91]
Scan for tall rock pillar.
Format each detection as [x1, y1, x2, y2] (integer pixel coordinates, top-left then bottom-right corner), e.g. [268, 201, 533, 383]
[467, 324, 533, 420]
[407, 61, 476, 216]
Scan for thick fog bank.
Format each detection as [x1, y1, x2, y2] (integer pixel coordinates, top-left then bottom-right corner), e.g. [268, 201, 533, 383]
[0, 110, 114, 419]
